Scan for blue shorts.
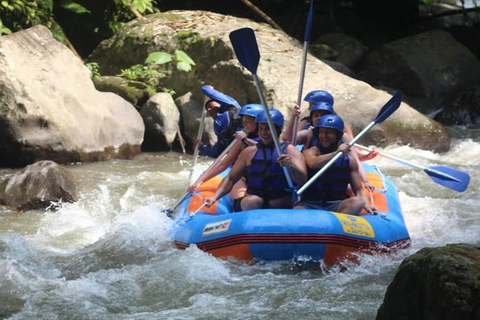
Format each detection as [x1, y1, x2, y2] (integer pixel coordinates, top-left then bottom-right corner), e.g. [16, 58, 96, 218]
[294, 200, 343, 212]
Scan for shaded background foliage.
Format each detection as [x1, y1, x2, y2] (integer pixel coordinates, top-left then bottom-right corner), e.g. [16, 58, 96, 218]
[2, 0, 478, 60]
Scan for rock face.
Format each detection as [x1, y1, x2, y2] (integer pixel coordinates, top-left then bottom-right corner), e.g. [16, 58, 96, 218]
[140, 92, 182, 151]
[362, 30, 480, 98]
[0, 160, 77, 210]
[0, 25, 145, 167]
[88, 10, 453, 152]
[376, 243, 480, 320]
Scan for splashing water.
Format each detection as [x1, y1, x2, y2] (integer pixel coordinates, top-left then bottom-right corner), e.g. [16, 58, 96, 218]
[0, 132, 479, 319]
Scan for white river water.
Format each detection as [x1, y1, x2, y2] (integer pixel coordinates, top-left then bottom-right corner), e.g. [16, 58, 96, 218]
[0, 126, 479, 319]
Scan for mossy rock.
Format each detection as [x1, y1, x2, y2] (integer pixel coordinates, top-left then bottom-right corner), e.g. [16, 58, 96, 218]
[94, 76, 155, 109]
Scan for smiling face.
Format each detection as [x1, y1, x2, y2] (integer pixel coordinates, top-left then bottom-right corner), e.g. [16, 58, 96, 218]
[205, 100, 220, 118]
[318, 127, 340, 149]
[311, 110, 330, 128]
[242, 115, 257, 133]
[258, 123, 274, 145]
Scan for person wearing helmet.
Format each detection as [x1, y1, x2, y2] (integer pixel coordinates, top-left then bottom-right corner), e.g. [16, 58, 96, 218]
[293, 115, 377, 215]
[195, 87, 243, 158]
[203, 109, 307, 211]
[188, 103, 263, 199]
[283, 90, 377, 192]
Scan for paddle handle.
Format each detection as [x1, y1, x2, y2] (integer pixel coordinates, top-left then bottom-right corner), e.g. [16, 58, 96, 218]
[253, 75, 294, 189]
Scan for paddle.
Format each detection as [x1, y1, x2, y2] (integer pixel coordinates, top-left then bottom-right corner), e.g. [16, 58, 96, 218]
[229, 27, 295, 190]
[162, 138, 241, 217]
[189, 101, 207, 183]
[297, 91, 403, 195]
[356, 144, 470, 192]
[292, 0, 314, 145]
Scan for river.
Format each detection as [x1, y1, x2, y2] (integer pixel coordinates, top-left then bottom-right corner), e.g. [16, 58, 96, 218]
[0, 126, 479, 319]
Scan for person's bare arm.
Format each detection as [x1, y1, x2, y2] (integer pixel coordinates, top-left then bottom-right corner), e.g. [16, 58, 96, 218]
[349, 157, 376, 214]
[343, 132, 375, 192]
[304, 143, 350, 170]
[190, 141, 243, 191]
[277, 145, 308, 185]
[283, 104, 301, 142]
[203, 147, 252, 207]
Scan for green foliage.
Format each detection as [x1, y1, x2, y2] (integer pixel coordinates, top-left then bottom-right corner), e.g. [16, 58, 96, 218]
[120, 0, 156, 14]
[59, 0, 90, 14]
[174, 50, 196, 72]
[0, 0, 89, 36]
[0, 0, 42, 35]
[117, 50, 195, 94]
[145, 51, 172, 65]
[145, 50, 196, 72]
[108, 0, 159, 33]
[85, 62, 101, 81]
[117, 64, 164, 87]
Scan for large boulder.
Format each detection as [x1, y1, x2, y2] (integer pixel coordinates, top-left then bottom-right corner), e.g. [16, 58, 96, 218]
[361, 29, 480, 98]
[88, 10, 451, 152]
[0, 25, 145, 167]
[175, 91, 216, 148]
[140, 92, 183, 151]
[377, 243, 480, 320]
[0, 160, 77, 211]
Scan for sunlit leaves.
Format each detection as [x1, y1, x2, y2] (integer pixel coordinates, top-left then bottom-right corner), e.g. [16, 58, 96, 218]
[174, 50, 196, 72]
[145, 51, 172, 65]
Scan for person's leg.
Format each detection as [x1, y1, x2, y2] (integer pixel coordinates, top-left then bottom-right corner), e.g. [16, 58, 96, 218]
[269, 195, 294, 209]
[229, 177, 247, 200]
[337, 196, 366, 215]
[241, 194, 263, 210]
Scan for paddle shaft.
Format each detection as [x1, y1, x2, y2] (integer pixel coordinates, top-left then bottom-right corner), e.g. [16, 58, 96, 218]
[292, 40, 309, 146]
[297, 92, 402, 195]
[253, 75, 295, 189]
[292, 1, 313, 145]
[356, 144, 462, 183]
[356, 144, 421, 169]
[166, 138, 241, 215]
[189, 104, 207, 183]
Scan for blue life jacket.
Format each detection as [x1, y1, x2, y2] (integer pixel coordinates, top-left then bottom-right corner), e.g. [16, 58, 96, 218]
[308, 128, 319, 149]
[214, 106, 243, 147]
[302, 141, 351, 202]
[246, 141, 290, 200]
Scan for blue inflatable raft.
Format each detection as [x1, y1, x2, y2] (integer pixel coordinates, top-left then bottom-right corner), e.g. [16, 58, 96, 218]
[169, 162, 411, 266]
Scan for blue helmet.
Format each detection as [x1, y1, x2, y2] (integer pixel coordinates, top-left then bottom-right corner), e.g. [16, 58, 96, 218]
[310, 101, 334, 115]
[304, 90, 334, 105]
[315, 114, 344, 133]
[255, 109, 284, 127]
[239, 104, 264, 118]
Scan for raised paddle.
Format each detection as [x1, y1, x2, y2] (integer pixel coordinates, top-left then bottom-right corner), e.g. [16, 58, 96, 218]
[297, 91, 403, 195]
[292, 0, 314, 145]
[162, 138, 241, 217]
[229, 27, 295, 191]
[189, 100, 207, 183]
[356, 144, 470, 192]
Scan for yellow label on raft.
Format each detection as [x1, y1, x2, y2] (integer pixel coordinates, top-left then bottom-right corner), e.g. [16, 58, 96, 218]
[332, 212, 375, 238]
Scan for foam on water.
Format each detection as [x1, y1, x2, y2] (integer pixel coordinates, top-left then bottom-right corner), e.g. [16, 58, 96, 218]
[0, 137, 478, 319]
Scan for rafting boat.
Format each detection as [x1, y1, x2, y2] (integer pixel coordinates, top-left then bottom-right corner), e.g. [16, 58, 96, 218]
[169, 162, 411, 266]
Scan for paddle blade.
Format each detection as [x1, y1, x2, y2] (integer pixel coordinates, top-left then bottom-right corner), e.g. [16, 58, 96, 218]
[304, 1, 314, 42]
[425, 165, 470, 192]
[229, 28, 260, 75]
[201, 85, 241, 109]
[374, 91, 402, 123]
